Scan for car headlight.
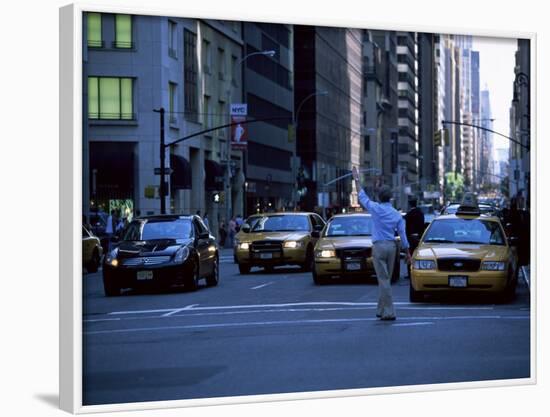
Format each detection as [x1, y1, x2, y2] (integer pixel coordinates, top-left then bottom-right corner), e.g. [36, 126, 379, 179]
[414, 260, 436, 270]
[105, 247, 119, 266]
[283, 241, 303, 249]
[481, 261, 506, 271]
[174, 246, 190, 263]
[238, 242, 250, 250]
[315, 249, 336, 258]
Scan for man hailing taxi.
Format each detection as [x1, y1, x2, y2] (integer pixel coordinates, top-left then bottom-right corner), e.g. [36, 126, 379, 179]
[352, 166, 411, 321]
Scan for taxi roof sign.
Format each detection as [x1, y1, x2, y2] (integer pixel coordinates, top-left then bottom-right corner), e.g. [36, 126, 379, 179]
[456, 192, 480, 216]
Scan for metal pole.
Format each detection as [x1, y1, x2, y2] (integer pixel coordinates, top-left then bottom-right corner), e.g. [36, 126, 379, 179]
[160, 108, 166, 214]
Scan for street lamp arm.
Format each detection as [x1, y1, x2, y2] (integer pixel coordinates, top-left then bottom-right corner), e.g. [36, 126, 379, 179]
[165, 116, 292, 148]
[442, 120, 529, 150]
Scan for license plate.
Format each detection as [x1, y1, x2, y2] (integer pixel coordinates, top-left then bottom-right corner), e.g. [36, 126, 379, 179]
[449, 276, 468, 288]
[260, 253, 273, 259]
[137, 270, 154, 281]
[345, 262, 361, 271]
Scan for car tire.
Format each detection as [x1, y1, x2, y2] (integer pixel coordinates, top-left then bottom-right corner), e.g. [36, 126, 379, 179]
[187, 260, 200, 291]
[409, 280, 424, 302]
[301, 246, 314, 272]
[87, 249, 100, 273]
[206, 256, 219, 287]
[238, 263, 251, 274]
[103, 276, 121, 297]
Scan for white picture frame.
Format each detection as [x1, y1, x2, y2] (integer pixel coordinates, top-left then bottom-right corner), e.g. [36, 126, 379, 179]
[59, 1, 537, 414]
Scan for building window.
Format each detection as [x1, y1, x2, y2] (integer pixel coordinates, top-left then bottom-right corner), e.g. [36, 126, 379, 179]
[87, 13, 102, 48]
[114, 14, 132, 48]
[202, 39, 212, 74]
[218, 48, 226, 80]
[88, 77, 134, 120]
[203, 95, 211, 129]
[169, 82, 177, 124]
[168, 21, 177, 58]
[245, 44, 291, 91]
[365, 135, 370, 152]
[231, 55, 238, 86]
[184, 30, 198, 122]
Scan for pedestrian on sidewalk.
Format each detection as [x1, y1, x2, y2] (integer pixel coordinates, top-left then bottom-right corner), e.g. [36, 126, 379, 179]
[203, 213, 210, 231]
[352, 166, 411, 321]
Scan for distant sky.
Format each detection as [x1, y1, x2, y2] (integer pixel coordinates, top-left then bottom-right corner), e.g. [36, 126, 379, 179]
[472, 36, 518, 157]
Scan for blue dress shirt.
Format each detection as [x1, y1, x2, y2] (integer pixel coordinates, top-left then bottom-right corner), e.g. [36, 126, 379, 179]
[357, 189, 409, 249]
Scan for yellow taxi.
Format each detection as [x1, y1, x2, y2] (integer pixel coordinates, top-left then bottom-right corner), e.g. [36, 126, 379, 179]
[234, 212, 325, 274]
[83, 225, 103, 273]
[410, 200, 519, 302]
[313, 213, 400, 284]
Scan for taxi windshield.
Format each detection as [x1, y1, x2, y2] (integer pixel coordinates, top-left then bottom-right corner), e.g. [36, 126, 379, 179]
[251, 215, 310, 232]
[423, 218, 505, 245]
[123, 219, 193, 241]
[326, 216, 372, 237]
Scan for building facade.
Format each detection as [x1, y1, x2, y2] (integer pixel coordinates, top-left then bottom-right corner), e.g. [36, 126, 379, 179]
[294, 25, 363, 215]
[509, 38, 531, 209]
[243, 22, 295, 215]
[83, 14, 244, 239]
[396, 32, 419, 209]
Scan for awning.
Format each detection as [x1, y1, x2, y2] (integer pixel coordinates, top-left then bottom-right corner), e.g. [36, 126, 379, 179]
[170, 154, 192, 191]
[205, 159, 224, 191]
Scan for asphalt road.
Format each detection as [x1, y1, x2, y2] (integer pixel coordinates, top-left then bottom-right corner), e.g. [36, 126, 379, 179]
[82, 253, 531, 406]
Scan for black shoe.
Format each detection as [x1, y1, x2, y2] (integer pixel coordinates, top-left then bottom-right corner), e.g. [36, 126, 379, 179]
[380, 316, 396, 321]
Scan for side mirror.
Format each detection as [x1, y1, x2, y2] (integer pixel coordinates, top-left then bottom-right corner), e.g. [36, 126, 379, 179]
[241, 224, 251, 233]
[199, 232, 210, 240]
[508, 236, 519, 246]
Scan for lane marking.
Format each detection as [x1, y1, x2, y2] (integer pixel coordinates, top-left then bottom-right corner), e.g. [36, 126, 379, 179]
[393, 322, 434, 327]
[85, 315, 529, 335]
[161, 304, 199, 318]
[83, 318, 121, 323]
[251, 282, 274, 290]
[106, 301, 498, 316]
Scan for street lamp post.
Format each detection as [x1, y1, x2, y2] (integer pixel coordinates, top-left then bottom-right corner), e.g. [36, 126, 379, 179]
[224, 49, 275, 236]
[292, 90, 328, 209]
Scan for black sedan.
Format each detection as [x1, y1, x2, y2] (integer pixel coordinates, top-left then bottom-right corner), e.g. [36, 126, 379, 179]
[102, 215, 219, 296]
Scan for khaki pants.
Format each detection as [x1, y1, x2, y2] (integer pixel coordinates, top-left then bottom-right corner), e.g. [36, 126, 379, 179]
[372, 240, 397, 318]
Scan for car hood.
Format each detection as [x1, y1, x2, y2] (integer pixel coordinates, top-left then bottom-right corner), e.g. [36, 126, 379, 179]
[242, 231, 310, 242]
[416, 243, 508, 260]
[116, 239, 192, 257]
[316, 236, 373, 250]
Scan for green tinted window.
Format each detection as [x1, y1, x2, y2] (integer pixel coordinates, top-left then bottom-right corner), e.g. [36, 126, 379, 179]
[115, 14, 132, 48]
[120, 78, 133, 119]
[88, 77, 133, 120]
[99, 78, 120, 119]
[87, 13, 102, 47]
[88, 77, 99, 119]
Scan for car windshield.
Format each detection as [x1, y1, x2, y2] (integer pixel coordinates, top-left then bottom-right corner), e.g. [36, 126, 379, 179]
[245, 216, 262, 229]
[122, 219, 193, 241]
[251, 215, 310, 232]
[445, 204, 460, 214]
[423, 219, 505, 245]
[326, 216, 372, 237]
